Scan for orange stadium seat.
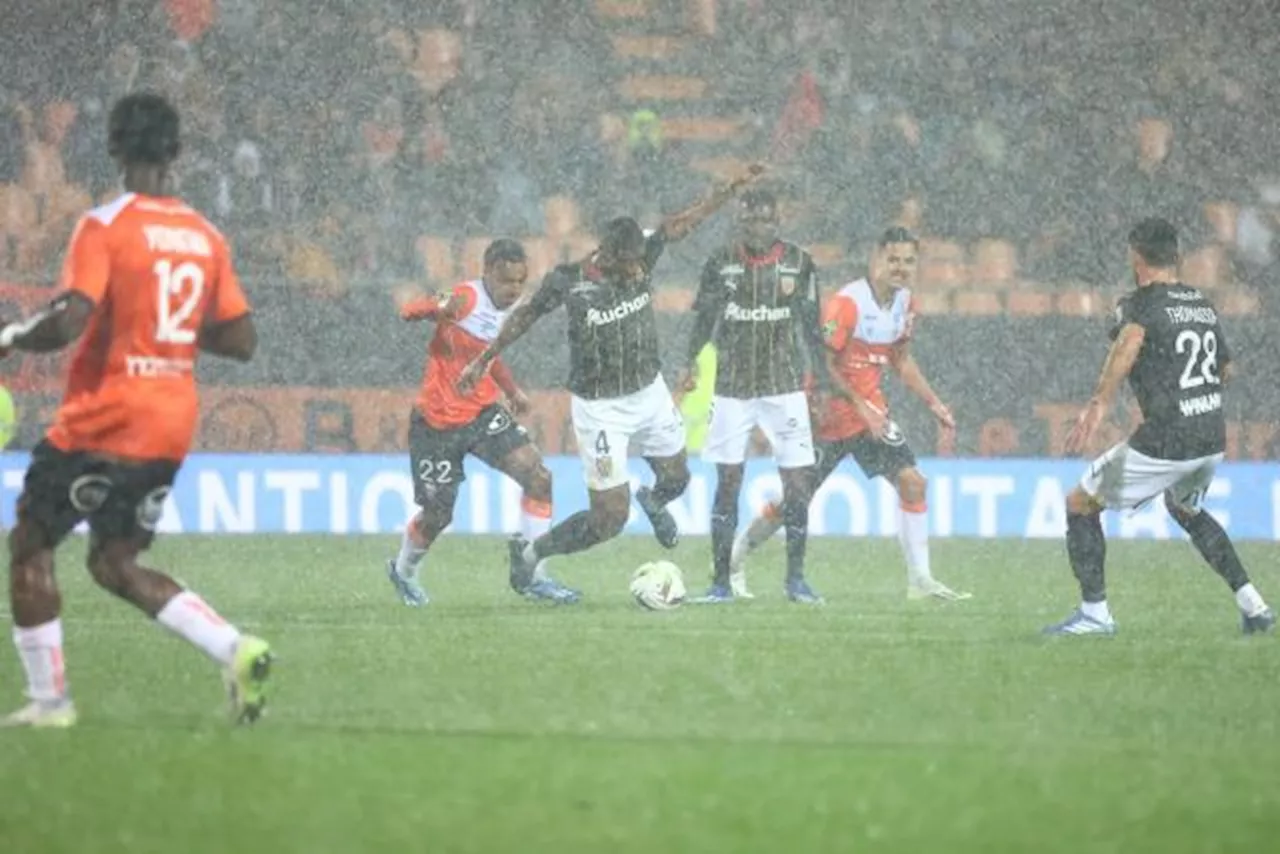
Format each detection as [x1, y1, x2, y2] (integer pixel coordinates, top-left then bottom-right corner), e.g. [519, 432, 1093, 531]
[689, 156, 752, 182]
[544, 196, 581, 242]
[970, 238, 1018, 287]
[659, 117, 742, 143]
[416, 235, 454, 286]
[1203, 200, 1239, 245]
[1006, 290, 1053, 317]
[595, 0, 651, 19]
[917, 239, 967, 290]
[1180, 245, 1226, 290]
[685, 0, 716, 35]
[611, 35, 686, 60]
[913, 291, 952, 315]
[1217, 287, 1261, 316]
[618, 75, 709, 101]
[521, 237, 554, 282]
[1056, 289, 1102, 317]
[653, 287, 694, 313]
[460, 237, 491, 280]
[807, 243, 844, 268]
[953, 291, 1003, 316]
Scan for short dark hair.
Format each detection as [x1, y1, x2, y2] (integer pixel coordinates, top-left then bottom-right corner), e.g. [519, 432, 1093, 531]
[108, 92, 181, 166]
[740, 188, 777, 212]
[483, 238, 526, 268]
[601, 216, 646, 255]
[878, 226, 919, 248]
[1128, 217, 1179, 267]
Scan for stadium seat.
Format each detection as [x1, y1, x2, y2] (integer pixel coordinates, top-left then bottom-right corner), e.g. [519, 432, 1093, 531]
[460, 237, 491, 280]
[544, 196, 581, 241]
[653, 287, 694, 313]
[912, 291, 952, 315]
[618, 75, 709, 101]
[1180, 245, 1226, 289]
[1055, 289, 1102, 316]
[685, 0, 716, 35]
[917, 239, 967, 290]
[1203, 200, 1239, 245]
[807, 243, 844, 268]
[0, 184, 43, 273]
[659, 117, 743, 143]
[1006, 290, 1053, 316]
[689, 156, 752, 182]
[521, 237, 554, 282]
[611, 35, 686, 60]
[953, 291, 1003, 316]
[970, 238, 1018, 287]
[1218, 287, 1261, 316]
[416, 235, 454, 286]
[594, 0, 651, 19]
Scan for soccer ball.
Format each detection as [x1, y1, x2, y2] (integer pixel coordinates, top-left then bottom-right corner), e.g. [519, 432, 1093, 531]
[629, 561, 686, 611]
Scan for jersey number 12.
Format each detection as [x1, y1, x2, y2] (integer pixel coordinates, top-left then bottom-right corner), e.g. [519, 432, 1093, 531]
[153, 259, 205, 344]
[1175, 328, 1220, 389]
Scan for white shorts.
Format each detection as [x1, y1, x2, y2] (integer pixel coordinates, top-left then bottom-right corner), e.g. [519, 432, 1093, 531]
[1080, 442, 1223, 512]
[702, 392, 815, 468]
[572, 374, 687, 491]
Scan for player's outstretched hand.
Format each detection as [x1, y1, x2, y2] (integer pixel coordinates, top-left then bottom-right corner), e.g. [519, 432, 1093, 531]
[1065, 398, 1105, 455]
[507, 388, 531, 416]
[457, 357, 487, 394]
[930, 401, 956, 430]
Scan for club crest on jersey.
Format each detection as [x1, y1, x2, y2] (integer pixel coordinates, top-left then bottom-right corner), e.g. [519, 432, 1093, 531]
[780, 275, 796, 296]
[69, 475, 112, 513]
[487, 410, 512, 434]
[882, 420, 907, 447]
[595, 456, 613, 480]
[822, 319, 838, 342]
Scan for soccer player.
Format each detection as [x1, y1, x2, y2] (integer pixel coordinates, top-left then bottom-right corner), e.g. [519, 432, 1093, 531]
[459, 164, 765, 593]
[730, 227, 971, 601]
[681, 189, 830, 604]
[1047, 217, 1274, 636]
[0, 93, 272, 728]
[386, 239, 578, 605]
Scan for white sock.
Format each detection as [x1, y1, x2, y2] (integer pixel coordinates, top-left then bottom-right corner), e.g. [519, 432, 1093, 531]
[522, 497, 553, 581]
[12, 618, 67, 703]
[898, 506, 932, 585]
[1081, 600, 1113, 624]
[395, 517, 429, 580]
[155, 592, 241, 666]
[1235, 583, 1268, 617]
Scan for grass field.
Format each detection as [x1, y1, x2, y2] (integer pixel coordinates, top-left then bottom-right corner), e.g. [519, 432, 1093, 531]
[2, 533, 1279, 853]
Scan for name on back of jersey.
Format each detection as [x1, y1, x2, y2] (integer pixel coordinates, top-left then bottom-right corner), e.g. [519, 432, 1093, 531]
[1164, 305, 1217, 325]
[143, 225, 212, 257]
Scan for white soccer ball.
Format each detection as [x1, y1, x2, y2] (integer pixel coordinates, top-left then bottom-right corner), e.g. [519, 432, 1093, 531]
[629, 560, 686, 611]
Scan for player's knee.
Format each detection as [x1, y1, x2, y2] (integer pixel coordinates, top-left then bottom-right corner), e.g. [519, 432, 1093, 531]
[588, 490, 630, 540]
[85, 545, 132, 597]
[898, 468, 927, 505]
[658, 466, 690, 500]
[714, 465, 744, 504]
[420, 502, 455, 535]
[1163, 492, 1197, 527]
[1065, 487, 1101, 517]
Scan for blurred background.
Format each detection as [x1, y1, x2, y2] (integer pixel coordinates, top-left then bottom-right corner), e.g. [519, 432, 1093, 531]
[3, 0, 1279, 459]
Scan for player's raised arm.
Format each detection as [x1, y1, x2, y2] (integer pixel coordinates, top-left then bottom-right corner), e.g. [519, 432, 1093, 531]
[458, 268, 567, 392]
[659, 162, 767, 243]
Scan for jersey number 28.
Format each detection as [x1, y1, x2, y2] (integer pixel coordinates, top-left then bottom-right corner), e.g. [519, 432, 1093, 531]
[1175, 328, 1220, 390]
[153, 259, 205, 344]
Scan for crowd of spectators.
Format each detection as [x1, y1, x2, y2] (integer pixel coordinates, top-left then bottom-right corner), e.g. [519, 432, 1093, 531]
[2, 0, 1278, 300]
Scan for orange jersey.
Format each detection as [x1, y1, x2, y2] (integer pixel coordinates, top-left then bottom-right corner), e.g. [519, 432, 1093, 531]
[817, 278, 917, 442]
[405, 280, 516, 430]
[47, 193, 250, 461]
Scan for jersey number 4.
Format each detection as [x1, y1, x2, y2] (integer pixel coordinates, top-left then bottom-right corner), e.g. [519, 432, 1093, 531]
[1175, 329, 1220, 390]
[153, 260, 205, 344]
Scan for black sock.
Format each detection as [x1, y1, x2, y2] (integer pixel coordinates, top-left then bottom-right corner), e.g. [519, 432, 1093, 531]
[783, 495, 808, 584]
[533, 512, 601, 560]
[1066, 513, 1107, 603]
[710, 508, 738, 586]
[1177, 510, 1251, 592]
[646, 474, 688, 507]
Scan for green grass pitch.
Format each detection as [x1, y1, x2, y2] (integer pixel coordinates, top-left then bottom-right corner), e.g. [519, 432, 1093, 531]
[2, 534, 1279, 853]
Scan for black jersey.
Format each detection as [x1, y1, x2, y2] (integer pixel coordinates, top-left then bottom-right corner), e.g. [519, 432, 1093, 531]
[1111, 281, 1230, 460]
[527, 229, 666, 400]
[692, 241, 822, 399]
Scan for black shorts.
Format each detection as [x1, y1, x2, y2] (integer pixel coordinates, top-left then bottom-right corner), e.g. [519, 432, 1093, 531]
[408, 405, 530, 508]
[18, 440, 180, 549]
[815, 429, 917, 485]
